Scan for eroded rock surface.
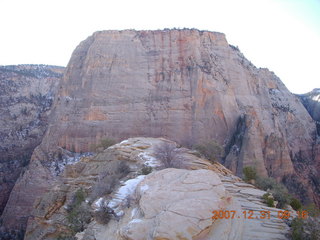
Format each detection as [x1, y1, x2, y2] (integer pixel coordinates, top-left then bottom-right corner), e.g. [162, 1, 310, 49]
[24, 138, 291, 240]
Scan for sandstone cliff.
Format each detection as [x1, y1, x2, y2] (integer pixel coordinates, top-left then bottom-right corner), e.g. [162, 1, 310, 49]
[298, 89, 320, 135]
[0, 65, 63, 218]
[24, 138, 291, 240]
[3, 29, 320, 231]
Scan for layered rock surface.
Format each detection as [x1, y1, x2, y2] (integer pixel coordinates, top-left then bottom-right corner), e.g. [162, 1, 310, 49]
[4, 29, 320, 230]
[0, 65, 63, 217]
[24, 138, 291, 240]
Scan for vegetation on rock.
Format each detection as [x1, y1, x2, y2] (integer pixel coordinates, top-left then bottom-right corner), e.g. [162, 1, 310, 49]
[154, 142, 179, 168]
[66, 189, 91, 233]
[91, 138, 116, 152]
[193, 140, 223, 163]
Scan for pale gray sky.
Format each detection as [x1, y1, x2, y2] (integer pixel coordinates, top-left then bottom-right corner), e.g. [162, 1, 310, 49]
[1, 0, 319, 93]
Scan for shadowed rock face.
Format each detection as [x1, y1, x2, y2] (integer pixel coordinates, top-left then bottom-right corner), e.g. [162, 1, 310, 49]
[0, 65, 63, 218]
[3, 29, 320, 230]
[297, 89, 320, 135]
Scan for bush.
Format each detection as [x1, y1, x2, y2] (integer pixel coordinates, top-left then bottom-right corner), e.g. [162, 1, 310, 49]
[262, 193, 275, 207]
[243, 166, 257, 182]
[291, 218, 304, 240]
[193, 140, 223, 163]
[66, 189, 91, 233]
[271, 183, 290, 208]
[89, 161, 130, 201]
[255, 177, 290, 208]
[290, 217, 320, 240]
[116, 161, 130, 177]
[93, 206, 114, 225]
[90, 175, 117, 201]
[154, 142, 177, 168]
[290, 198, 302, 211]
[255, 177, 278, 191]
[139, 165, 153, 175]
[91, 138, 115, 152]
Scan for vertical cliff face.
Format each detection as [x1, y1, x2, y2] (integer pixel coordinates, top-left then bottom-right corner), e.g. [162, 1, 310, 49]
[0, 65, 63, 224]
[298, 89, 320, 135]
[3, 29, 320, 230]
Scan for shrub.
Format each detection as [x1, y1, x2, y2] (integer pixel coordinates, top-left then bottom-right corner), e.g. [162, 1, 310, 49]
[116, 161, 130, 177]
[193, 140, 223, 163]
[91, 138, 115, 152]
[262, 193, 275, 207]
[66, 189, 91, 233]
[290, 198, 302, 211]
[93, 206, 114, 225]
[290, 217, 320, 240]
[271, 183, 290, 208]
[67, 188, 86, 211]
[243, 166, 257, 182]
[255, 176, 290, 208]
[154, 142, 177, 168]
[90, 176, 117, 201]
[89, 161, 130, 201]
[139, 165, 153, 175]
[291, 218, 304, 240]
[256, 177, 278, 191]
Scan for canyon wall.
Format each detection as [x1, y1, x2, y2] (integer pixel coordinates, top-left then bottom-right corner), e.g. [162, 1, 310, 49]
[0, 65, 63, 219]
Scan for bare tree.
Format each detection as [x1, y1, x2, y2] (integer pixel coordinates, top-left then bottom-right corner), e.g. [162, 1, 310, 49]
[154, 142, 178, 168]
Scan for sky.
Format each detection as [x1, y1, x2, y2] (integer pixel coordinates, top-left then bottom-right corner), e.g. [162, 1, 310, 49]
[0, 0, 319, 94]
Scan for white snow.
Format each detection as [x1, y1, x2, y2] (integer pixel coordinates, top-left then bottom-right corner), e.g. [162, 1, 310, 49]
[119, 139, 129, 145]
[107, 175, 146, 213]
[93, 197, 106, 210]
[129, 219, 142, 224]
[50, 152, 94, 176]
[312, 95, 320, 102]
[138, 152, 158, 167]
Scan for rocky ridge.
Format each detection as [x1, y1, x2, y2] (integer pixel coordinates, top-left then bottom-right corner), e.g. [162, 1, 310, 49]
[24, 138, 291, 240]
[0, 65, 63, 217]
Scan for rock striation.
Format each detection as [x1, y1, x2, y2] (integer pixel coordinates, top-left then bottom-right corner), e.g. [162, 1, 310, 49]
[0, 65, 63, 217]
[24, 138, 291, 240]
[4, 29, 320, 231]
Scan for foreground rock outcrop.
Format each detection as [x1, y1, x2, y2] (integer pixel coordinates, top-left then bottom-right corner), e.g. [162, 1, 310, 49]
[24, 138, 291, 240]
[4, 29, 320, 231]
[0, 65, 63, 217]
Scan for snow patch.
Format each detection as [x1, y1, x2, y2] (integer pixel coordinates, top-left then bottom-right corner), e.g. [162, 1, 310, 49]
[312, 95, 320, 102]
[107, 175, 146, 214]
[138, 152, 158, 167]
[93, 197, 106, 210]
[129, 219, 142, 224]
[119, 139, 129, 145]
[50, 152, 94, 176]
